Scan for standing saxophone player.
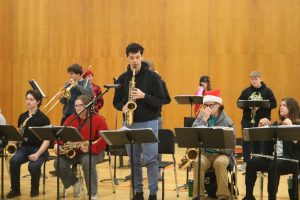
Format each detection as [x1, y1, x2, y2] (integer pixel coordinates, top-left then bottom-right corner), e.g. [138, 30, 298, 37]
[113, 43, 165, 200]
[6, 90, 50, 198]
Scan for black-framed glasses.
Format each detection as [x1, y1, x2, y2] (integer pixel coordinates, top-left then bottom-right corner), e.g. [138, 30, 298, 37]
[204, 103, 216, 108]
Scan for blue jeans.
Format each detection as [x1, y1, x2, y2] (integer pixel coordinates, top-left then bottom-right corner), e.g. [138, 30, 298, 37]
[125, 119, 159, 195]
[157, 117, 162, 167]
[10, 146, 48, 192]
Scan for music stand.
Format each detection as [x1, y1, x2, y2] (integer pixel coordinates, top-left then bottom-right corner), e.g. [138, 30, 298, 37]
[174, 95, 203, 189]
[174, 95, 203, 117]
[243, 126, 300, 199]
[175, 127, 235, 199]
[0, 125, 23, 200]
[30, 126, 84, 200]
[237, 100, 270, 126]
[100, 128, 158, 199]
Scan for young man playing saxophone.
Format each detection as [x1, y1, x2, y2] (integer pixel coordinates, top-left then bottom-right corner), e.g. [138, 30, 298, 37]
[113, 43, 165, 200]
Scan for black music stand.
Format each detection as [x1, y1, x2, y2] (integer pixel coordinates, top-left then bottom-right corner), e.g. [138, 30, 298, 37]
[243, 126, 300, 199]
[174, 95, 203, 189]
[175, 127, 235, 199]
[30, 126, 84, 200]
[0, 125, 23, 200]
[237, 100, 270, 126]
[100, 128, 158, 199]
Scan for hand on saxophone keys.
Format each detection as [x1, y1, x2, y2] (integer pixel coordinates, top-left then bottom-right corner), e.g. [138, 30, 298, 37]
[131, 88, 145, 99]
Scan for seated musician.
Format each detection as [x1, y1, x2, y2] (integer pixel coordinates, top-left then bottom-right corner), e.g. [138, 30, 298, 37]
[192, 90, 235, 200]
[54, 95, 108, 200]
[6, 90, 50, 198]
[243, 97, 300, 200]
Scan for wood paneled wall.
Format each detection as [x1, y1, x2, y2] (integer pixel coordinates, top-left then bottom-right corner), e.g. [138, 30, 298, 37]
[1, 0, 300, 137]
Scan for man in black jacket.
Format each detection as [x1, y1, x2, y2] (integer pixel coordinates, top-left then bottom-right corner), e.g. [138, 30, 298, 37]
[237, 71, 277, 171]
[113, 43, 165, 200]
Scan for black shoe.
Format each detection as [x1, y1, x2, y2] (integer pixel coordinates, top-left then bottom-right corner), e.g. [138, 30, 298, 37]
[6, 190, 21, 198]
[242, 196, 256, 200]
[49, 170, 58, 176]
[148, 194, 157, 200]
[30, 189, 39, 197]
[133, 192, 144, 200]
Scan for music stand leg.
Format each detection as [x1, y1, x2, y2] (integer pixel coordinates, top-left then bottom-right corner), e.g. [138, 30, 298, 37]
[56, 142, 61, 200]
[1, 138, 5, 200]
[130, 142, 135, 198]
[196, 142, 202, 200]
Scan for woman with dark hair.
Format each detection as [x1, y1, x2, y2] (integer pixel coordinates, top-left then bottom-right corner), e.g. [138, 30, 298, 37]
[6, 90, 50, 198]
[243, 98, 300, 200]
[194, 75, 212, 116]
[54, 95, 108, 200]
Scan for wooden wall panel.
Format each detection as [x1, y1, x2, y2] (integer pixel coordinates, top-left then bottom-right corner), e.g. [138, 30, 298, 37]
[0, 0, 299, 136]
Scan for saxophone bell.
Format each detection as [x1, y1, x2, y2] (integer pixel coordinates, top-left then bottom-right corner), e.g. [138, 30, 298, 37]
[5, 144, 17, 155]
[178, 148, 198, 170]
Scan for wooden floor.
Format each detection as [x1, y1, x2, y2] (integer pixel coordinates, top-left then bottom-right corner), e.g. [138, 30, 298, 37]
[1, 148, 291, 200]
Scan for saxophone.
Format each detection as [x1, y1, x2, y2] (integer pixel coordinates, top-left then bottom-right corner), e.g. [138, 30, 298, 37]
[6, 110, 38, 155]
[178, 148, 198, 170]
[124, 66, 137, 126]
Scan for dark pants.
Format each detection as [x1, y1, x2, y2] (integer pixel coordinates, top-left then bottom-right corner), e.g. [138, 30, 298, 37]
[242, 141, 263, 162]
[245, 157, 297, 200]
[10, 146, 48, 192]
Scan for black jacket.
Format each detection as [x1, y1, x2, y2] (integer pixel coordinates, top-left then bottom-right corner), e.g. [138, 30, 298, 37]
[113, 62, 165, 122]
[238, 82, 277, 128]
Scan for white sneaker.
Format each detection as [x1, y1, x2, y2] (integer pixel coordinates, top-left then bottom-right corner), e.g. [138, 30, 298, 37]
[91, 193, 98, 200]
[238, 162, 247, 172]
[73, 179, 82, 197]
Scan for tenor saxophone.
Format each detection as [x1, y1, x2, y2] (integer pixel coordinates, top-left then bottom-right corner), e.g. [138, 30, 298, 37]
[124, 66, 137, 126]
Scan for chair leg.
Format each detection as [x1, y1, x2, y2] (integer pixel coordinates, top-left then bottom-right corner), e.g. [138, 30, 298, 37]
[108, 157, 116, 193]
[162, 168, 165, 200]
[43, 161, 46, 194]
[173, 155, 179, 197]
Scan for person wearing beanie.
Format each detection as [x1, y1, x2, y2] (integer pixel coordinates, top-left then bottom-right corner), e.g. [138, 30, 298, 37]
[194, 75, 212, 116]
[237, 71, 277, 172]
[192, 90, 235, 200]
[83, 69, 104, 113]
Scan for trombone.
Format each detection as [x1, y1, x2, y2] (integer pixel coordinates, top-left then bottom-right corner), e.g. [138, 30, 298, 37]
[42, 66, 92, 114]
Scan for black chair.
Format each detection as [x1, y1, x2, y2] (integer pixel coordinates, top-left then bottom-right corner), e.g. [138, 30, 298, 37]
[158, 129, 179, 200]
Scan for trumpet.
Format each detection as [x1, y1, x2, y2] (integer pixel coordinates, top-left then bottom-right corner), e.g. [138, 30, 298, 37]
[178, 148, 198, 170]
[42, 66, 92, 114]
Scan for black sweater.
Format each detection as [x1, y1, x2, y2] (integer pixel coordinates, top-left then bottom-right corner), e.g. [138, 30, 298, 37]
[19, 109, 50, 147]
[238, 82, 277, 128]
[113, 62, 165, 122]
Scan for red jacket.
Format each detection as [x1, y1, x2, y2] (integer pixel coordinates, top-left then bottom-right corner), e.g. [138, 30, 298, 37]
[55, 114, 108, 155]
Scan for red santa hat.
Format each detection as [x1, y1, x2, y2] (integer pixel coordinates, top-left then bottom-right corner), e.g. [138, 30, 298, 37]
[203, 90, 223, 105]
[82, 69, 94, 79]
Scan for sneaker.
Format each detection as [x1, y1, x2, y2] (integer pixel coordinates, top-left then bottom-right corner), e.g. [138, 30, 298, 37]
[238, 162, 247, 172]
[6, 190, 21, 198]
[30, 189, 39, 197]
[148, 194, 157, 200]
[133, 192, 144, 200]
[73, 179, 82, 197]
[91, 193, 98, 200]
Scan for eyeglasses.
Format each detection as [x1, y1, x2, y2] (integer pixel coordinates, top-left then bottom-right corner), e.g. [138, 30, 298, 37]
[204, 103, 216, 108]
[75, 104, 85, 108]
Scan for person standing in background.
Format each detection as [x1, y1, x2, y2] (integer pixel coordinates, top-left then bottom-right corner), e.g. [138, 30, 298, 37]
[145, 59, 171, 181]
[194, 75, 212, 117]
[82, 69, 104, 113]
[237, 71, 277, 172]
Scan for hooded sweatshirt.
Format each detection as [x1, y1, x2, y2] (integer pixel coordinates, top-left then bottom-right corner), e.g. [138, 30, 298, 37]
[113, 61, 165, 123]
[238, 82, 277, 128]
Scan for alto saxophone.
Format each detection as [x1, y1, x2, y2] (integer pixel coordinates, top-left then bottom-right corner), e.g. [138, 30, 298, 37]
[124, 66, 137, 126]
